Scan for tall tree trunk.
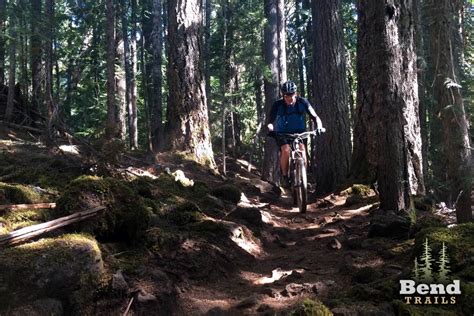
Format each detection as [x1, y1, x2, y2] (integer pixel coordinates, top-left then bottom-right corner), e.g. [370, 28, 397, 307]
[121, 0, 133, 147]
[30, 0, 42, 116]
[105, 0, 117, 139]
[220, 0, 228, 175]
[116, 5, 127, 141]
[0, 0, 6, 85]
[150, 0, 164, 152]
[141, 1, 153, 151]
[312, 0, 352, 193]
[426, 0, 472, 222]
[5, 3, 16, 122]
[166, 0, 215, 167]
[303, 0, 312, 101]
[45, 0, 56, 143]
[414, 0, 429, 184]
[262, 0, 287, 183]
[357, 0, 425, 211]
[129, 0, 138, 149]
[204, 0, 211, 114]
[19, 0, 29, 120]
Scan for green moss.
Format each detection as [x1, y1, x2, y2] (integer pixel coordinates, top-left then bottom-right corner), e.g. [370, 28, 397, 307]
[0, 151, 84, 192]
[415, 223, 474, 271]
[388, 239, 415, 256]
[2, 208, 52, 232]
[145, 227, 183, 255]
[341, 184, 372, 196]
[56, 176, 150, 242]
[0, 234, 104, 311]
[211, 184, 242, 204]
[188, 220, 230, 239]
[289, 298, 333, 316]
[165, 202, 205, 226]
[0, 182, 43, 204]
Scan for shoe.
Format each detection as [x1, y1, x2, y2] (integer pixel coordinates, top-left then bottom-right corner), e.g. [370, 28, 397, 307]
[281, 175, 290, 189]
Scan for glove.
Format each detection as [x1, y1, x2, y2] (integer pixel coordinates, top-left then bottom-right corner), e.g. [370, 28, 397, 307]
[316, 127, 326, 135]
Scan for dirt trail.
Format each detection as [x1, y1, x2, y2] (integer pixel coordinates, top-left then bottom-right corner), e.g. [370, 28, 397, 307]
[173, 184, 397, 315]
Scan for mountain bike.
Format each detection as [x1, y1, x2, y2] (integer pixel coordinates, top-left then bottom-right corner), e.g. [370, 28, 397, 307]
[272, 129, 325, 213]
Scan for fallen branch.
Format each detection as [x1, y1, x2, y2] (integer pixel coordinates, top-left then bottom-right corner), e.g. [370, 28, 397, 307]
[0, 120, 43, 133]
[0, 206, 105, 247]
[0, 203, 56, 212]
[123, 297, 134, 316]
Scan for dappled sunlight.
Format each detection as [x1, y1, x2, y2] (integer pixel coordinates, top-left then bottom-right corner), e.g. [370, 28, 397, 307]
[240, 268, 306, 285]
[229, 225, 265, 257]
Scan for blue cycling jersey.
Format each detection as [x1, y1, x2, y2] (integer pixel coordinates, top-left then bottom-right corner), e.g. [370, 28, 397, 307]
[270, 97, 310, 133]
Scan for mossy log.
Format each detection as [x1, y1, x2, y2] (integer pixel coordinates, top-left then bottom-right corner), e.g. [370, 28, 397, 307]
[0, 206, 105, 247]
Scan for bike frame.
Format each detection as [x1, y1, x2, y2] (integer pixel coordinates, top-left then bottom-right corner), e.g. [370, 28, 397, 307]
[275, 131, 318, 213]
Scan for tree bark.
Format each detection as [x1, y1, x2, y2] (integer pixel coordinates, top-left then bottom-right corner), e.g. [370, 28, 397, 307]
[30, 0, 42, 116]
[45, 0, 56, 143]
[150, 0, 164, 152]
[312, 0, 352, 193]
[105, 0, 117, 139]
[129, 0, 138, 149]
[116, 4, 127, 141]
[166, 0, 215, 167]
[0, 0, 6, 85]
[357, 0, 424, 211]
[121, 0, 133, 147]
[426, 0, 472, 222]
[262, 0, 287, 183]
[204, 0, 211, 114]
[5, 3, 16, 122]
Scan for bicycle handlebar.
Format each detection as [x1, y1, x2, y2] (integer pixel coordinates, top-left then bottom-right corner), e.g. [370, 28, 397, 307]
[268, 128, 326, 139]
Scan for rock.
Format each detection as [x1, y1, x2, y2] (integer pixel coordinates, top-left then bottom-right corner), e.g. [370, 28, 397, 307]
[259, 287, 279, 298]
[9, 299, 63, 316]
[211, 184, 242, 204]
[236, 295, 259, 309]
[172, 169, 194, 187]
[55, 176, 150, 240]
[281, 283, 317, 297]
[328, 238, 342, 250]
[228, 206, 263, 228]
[368, 210, 410, 239]
[112, 270, 129, 292]
[137, 290, 157, 303]
[0, 234, 104, 312]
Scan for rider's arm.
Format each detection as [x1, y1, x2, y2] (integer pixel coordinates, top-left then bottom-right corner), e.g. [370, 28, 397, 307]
[307, 103, 323, 129]
[266, 101, 279, 131]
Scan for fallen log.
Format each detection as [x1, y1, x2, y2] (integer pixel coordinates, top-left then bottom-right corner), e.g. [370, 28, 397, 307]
[0, 203, 56, 212]
[0, 206, 105, 247]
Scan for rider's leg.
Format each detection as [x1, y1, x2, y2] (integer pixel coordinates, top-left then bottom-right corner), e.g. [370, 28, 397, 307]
[280, 144, 290, 176]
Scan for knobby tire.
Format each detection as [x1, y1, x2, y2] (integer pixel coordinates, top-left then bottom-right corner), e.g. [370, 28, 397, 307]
[295, 158, 307, 213]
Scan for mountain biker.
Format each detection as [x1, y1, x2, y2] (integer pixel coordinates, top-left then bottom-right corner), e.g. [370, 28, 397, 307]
[266, 80, 325, 188]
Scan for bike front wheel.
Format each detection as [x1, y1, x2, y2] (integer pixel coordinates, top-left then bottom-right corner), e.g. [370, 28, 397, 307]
[294, 158, 307, 213]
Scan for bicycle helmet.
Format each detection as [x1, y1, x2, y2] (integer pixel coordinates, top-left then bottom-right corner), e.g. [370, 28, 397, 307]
[281, 80, 297, 94]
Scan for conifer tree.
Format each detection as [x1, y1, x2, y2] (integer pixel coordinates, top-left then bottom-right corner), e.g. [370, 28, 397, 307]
[437, 242, 451, 284]
[419, 238, 434, 283]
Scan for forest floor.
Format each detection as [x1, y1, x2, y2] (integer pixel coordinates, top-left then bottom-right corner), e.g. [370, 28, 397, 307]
[0, 127, 471, 316]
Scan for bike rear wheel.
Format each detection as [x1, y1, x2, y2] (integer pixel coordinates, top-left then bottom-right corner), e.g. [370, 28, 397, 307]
[294, 158, 307, 213]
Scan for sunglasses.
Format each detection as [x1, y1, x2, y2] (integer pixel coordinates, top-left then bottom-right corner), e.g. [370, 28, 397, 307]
[284, 93, 296, 96]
